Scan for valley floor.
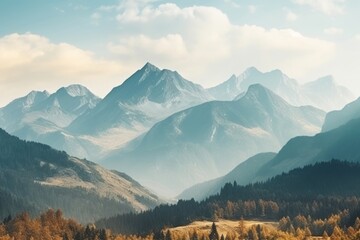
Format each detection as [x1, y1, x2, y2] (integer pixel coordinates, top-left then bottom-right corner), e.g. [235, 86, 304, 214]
[167, 219, 278, 238]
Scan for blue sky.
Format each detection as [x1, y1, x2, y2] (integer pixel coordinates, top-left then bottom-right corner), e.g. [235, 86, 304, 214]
[0, 0, 359, 107]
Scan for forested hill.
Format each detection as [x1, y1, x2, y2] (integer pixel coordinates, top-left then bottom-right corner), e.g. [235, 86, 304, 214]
[217, 159, 360, 201]
[0, 128, 160, 223]
[96, 160, 360, 235]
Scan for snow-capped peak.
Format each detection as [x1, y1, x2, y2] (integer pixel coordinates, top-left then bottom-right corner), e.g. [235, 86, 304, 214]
[108, 63, 210, 105]
[141, 62, 161, 73]
[64, 84, 93, 97]
[23, 90, 50, 108]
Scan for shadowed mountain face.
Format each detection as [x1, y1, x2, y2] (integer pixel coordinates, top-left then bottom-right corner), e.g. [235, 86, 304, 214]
[209, 68, 354, 112]
[0, 128, 161, 223]
[182, 113, 360, 200]
[322, 97, 360, 132]
[102, 84, 325, 197]
[178, 152, 276, 200]
[253, 117, 360, 183]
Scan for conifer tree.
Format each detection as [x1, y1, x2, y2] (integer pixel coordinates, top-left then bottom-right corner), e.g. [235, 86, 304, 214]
[165, 230, 172, 240]
[209, 223, 219, 240]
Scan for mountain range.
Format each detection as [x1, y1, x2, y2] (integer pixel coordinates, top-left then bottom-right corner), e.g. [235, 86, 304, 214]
[68, 63, 212, 136]
[102, 84, 325, 197]
[208, 67, 354, 111]
[0, 62, 356, 198]
[0, 63, 214, 161]
[0, 85, 101, 158]
[0, 128, 160, 223]
[180, 96, 360, 200]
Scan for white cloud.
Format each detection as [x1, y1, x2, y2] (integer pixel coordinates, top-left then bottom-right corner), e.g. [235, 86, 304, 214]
[0, 33, 127, 107]
[109, 3, 335, 87]
[294, 0, 346, 15]
[108, 34, 188, 63]
[283, 8, 298, 21]
[323, 27, 344, 35]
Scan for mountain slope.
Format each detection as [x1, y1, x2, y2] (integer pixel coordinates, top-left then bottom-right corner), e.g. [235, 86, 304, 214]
[240, 68, 302, 105]
[208, 67, 301, 105]
[0, 128, 161, 223]
[209, 68, 354, 111]
[178, 152, 276, 200]
[207, 74, 242, 100]
[97, 160, 360, 235]
[0, 85, 100, 133]
[182, 105, 360, 200]
[69, 63, 212, 135]
[0, 85, 101, 159]
[252, 116, 360, 184]
[302, 75, 355, 112]
[0, 90, 50, 132]
[322, 97, 360, 132]
[102, 84, 325, 197]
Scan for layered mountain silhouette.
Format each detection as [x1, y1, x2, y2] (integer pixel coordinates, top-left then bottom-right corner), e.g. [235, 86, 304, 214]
[0, 128, 160, 223]
[102, 84, 325, 197]
[0, 85, 99, 131]
[178, 152, 276, 200]
[181, 99, 360, 200]
[209, 67, 354, 111]
[0, 63, 356, 199]
[322, 97, 360, 132]
[0, 85, 101, 158]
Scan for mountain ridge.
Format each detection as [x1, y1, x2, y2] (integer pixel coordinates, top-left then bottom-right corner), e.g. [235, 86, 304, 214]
[102, 84, 325, 197]
[322, 97, 360, 132]
[0, 128, 161, 222]
[68, 63, 212, 135]
[180, 107, 360, 201]
[209, 68, 354, 111]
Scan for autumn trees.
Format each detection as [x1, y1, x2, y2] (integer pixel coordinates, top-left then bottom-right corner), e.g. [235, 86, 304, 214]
[0, 209, 111, 240]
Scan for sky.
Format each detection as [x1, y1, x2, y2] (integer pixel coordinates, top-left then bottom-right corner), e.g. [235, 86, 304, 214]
[0, 0, 359, 107]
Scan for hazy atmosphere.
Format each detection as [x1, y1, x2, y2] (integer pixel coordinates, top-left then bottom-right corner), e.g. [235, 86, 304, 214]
[1, 0, 359, 107]
[2, 1, 360, 239]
